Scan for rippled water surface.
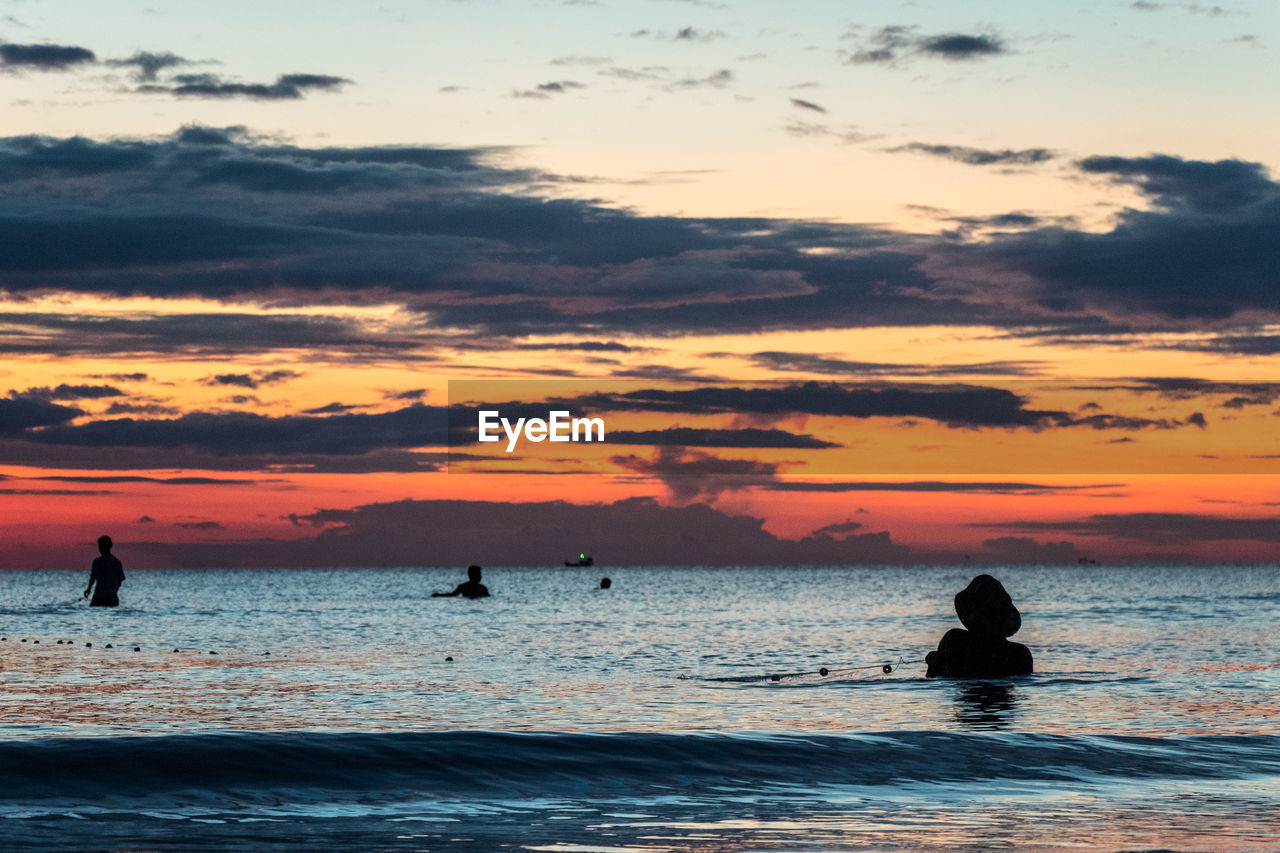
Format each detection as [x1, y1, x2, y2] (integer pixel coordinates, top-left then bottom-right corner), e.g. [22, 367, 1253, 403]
[1, 565, 1277, 850]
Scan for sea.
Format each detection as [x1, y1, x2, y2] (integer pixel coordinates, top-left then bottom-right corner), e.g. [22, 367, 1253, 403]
[0, 564, 1277, 852]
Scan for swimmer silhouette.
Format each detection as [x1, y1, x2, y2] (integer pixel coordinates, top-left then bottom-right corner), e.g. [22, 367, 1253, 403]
[598, 577, 612, 589]
[925, 574, 1033, 678]
[432, 565, 490, 599]
[83, 535, 125, 607]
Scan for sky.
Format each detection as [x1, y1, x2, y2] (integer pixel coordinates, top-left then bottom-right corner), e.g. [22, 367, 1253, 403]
[2, 0, 1279, 568]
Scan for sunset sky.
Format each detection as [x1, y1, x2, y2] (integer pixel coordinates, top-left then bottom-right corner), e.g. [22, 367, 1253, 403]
[2, 0, 1279, 568]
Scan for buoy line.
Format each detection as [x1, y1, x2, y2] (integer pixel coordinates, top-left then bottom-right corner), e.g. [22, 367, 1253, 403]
[684, 657, 926, 683]
[0, 636, 273, 657]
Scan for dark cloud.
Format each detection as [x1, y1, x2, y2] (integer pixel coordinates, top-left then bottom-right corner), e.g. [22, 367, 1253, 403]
[140, 72, 351, 100]
[31, 474, 255, 485]
[175, 520, 223, 530]
[609, 364, 727, 382]
[199, 370, 302, 390]
[1, 129, 1275, 339]
[536, 80, 586, 93]
[844, 27, 1007, 65]
[513, 341, 642, 353]
[130, 496, 911, 568]
[557, 382, 1206, 434]
[0, 488, 114, 495]
[606, 427, 840, 448]
[789, 98, 827, 114]
[106, 50, 193, 81]
[971, 154, 1280, 323]
[1071, 379, 1280, 407]
[0, 312, 430, 358]
[301, 402, 368, 414]
[0, 128, 949, 338]
[22, 404, 447, 457]
[383, 389, 427, 400]
[12, 384, 124, 400]
[758, 480, 1121, 494]
[976, 512, 1280, 545]
[981, 536, 1082, 564]
[0, 43, 96, 71]
[919, 33, 1005, 60]
[1069, 412, 1204, 430]
[0, 398, 83, 434]
[1161, 334, 1280, 355]
[0, 441, 443, 473]
[888, 143, 1054, 166]
[744, 352, 1042, 377]
[583, 382, 1068, 428]
[674, 26, 724, 42]
[1080, 154, 1274, 213]
[103, 402, 179, 416]
[611, 447, 780, 501]
[669, 69, 733, 89]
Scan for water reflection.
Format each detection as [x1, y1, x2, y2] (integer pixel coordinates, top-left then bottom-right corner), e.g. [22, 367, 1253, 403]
[952, 682, 1019, 730]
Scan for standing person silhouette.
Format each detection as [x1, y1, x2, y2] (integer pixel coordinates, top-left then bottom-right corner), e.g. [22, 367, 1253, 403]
[84, 535, 125, 607]
[432, 565, 490, 599]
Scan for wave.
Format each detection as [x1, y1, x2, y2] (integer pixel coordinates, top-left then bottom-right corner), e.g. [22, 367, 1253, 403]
[1, 730, 1277, 811]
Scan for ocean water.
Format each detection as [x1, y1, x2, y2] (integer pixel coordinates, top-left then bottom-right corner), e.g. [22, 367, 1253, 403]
[0, 564, 1277, 851]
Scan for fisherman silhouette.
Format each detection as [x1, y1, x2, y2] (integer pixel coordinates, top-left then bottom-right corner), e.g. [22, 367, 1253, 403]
[83, 535, 125, 607]
[925, 574, 1033, 677]
[432, 565, 490, 599]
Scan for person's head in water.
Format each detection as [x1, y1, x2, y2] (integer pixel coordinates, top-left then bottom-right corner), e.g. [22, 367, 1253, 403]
[599, 577, 612, 589]
[97, 535, 112, 555]
[467, 565, 482, 583]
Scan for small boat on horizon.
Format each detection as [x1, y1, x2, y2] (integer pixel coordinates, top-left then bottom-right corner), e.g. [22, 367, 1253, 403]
[565, 554, 594, 567]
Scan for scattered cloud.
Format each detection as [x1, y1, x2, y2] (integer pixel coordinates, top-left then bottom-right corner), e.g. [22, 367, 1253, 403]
[102, 402, 180, 415]
[844, 26, 1008, 66]
[668, 69, 733, 89]
[106, 50, 195, 81]
[744, 351, 1042, 377]
[789, 97, 827, 113]
[550, 56, 613, 66]
[633, 27, 726, 42]
[11, 384, 124, 400]
[783, 121, 873, 144]
[887, 142, 1055, 166]
[0, 43, 96, 71]
[199, 370, 302, 390]
[537, 80, 586, 93]
[139, 72, 351, 100]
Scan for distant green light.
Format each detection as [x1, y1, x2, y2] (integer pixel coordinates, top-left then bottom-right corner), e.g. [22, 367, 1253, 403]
[580, 553, 585, 560]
